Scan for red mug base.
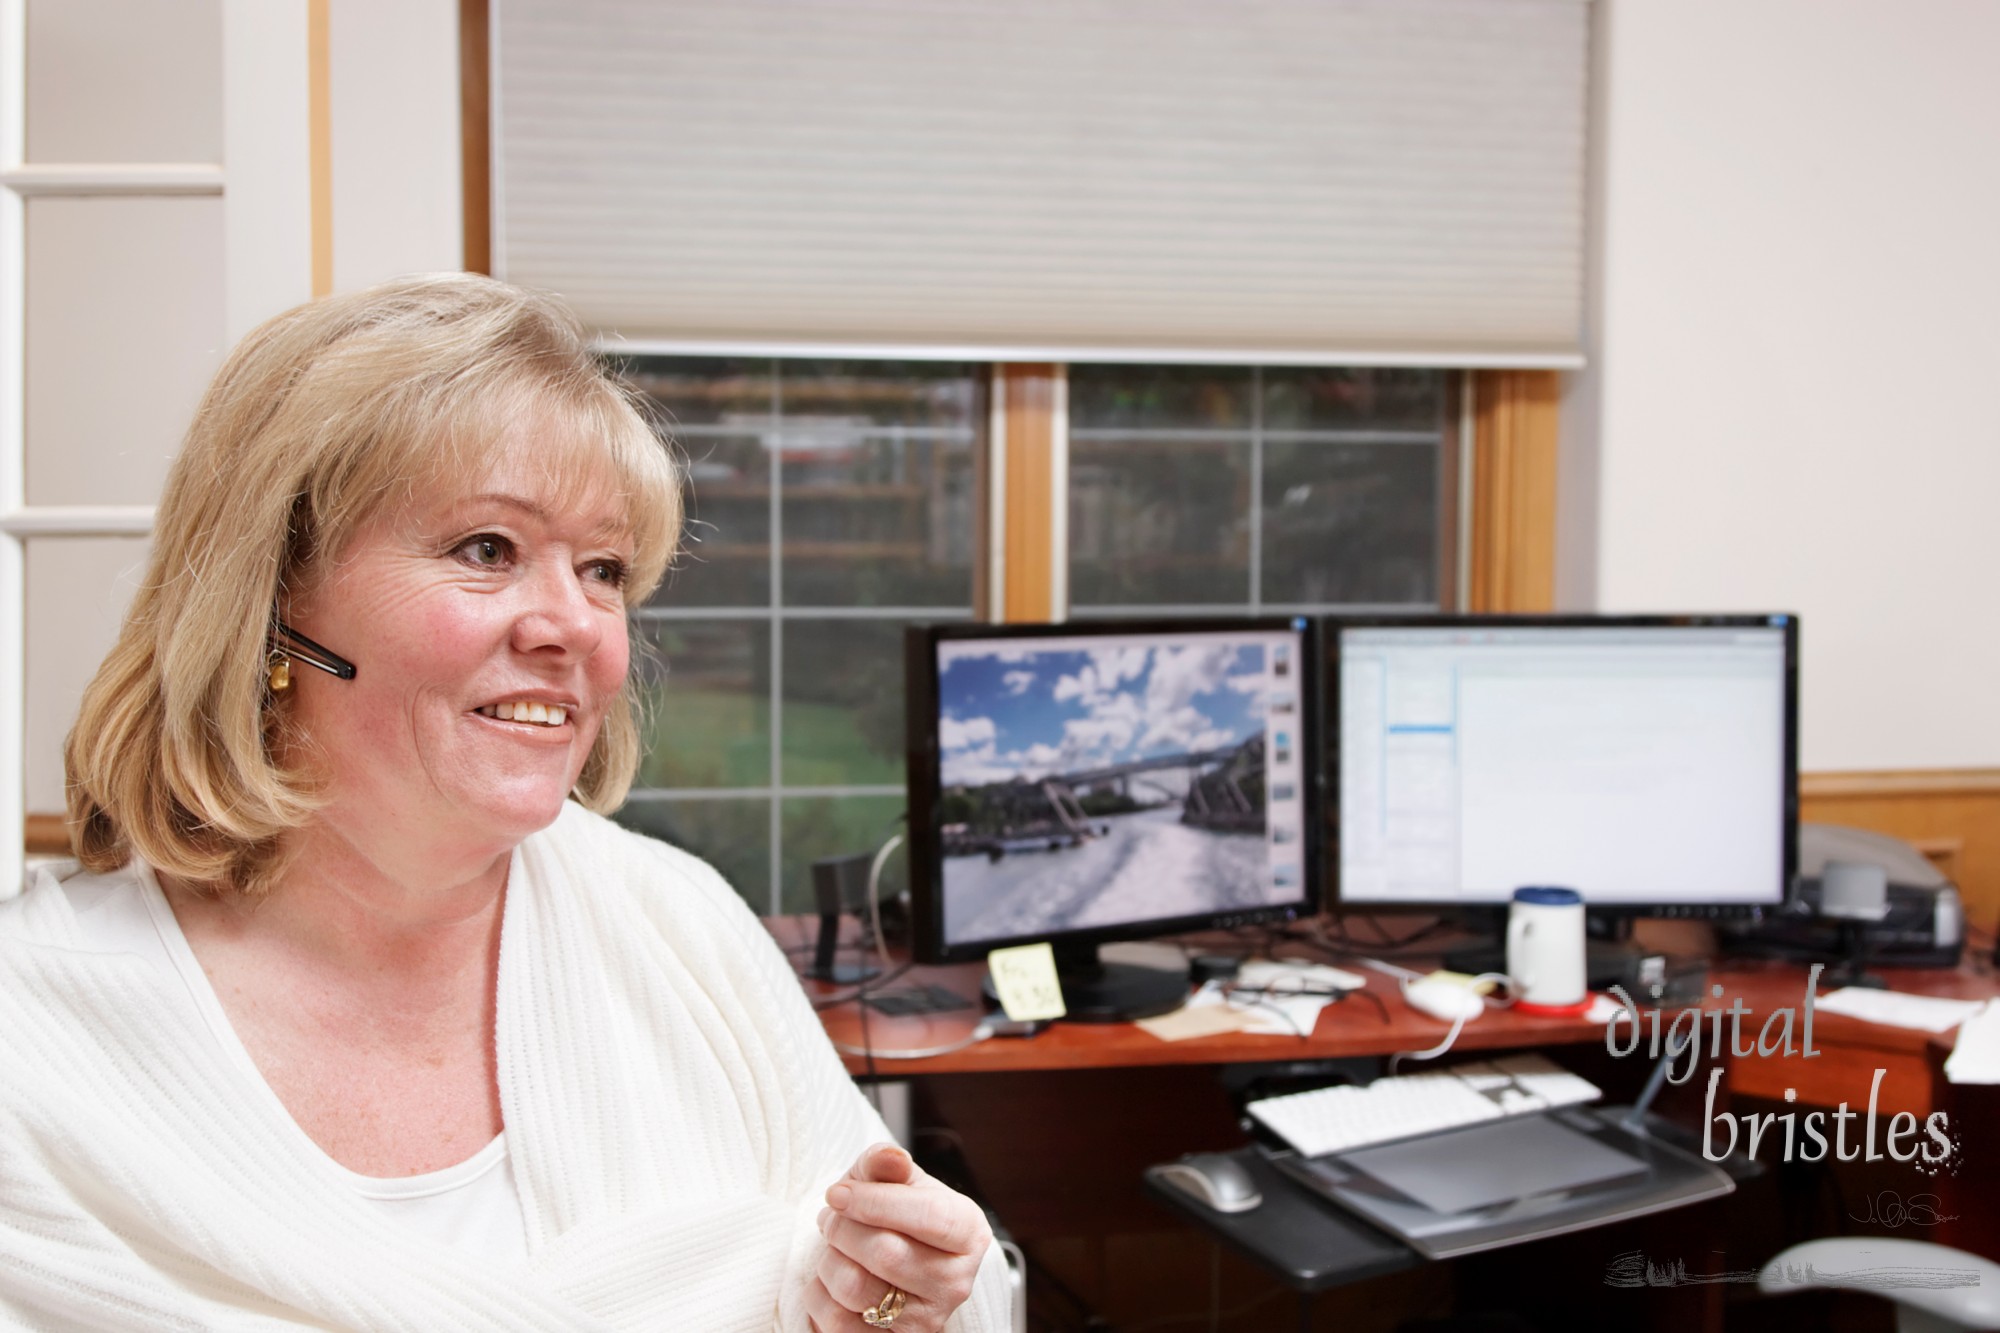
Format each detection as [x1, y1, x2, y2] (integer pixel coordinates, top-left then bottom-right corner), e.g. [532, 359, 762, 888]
[1513, 995, 1594, 1018]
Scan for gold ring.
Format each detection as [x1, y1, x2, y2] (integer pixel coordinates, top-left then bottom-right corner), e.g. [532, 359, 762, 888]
[861, 1287, 907, 1327]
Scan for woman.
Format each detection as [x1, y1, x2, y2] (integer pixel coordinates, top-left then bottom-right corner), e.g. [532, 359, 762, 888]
[0, 275, 1005, 1331]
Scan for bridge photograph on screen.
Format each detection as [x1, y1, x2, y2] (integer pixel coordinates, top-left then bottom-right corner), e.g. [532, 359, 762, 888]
[934, 632, 1306, 945]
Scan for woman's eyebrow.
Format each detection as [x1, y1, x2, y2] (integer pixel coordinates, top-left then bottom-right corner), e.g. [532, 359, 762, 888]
[448, 492, 630, 542]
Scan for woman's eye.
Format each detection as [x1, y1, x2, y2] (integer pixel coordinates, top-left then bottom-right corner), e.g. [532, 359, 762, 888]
[585, 558, 629, 588]
[457, 535, 512, 568]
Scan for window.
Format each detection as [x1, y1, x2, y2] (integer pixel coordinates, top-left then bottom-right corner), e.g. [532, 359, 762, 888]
[616, 358, 1457, 912]
[1068, 365, 1453, 614]
[616, 358, 983, 913]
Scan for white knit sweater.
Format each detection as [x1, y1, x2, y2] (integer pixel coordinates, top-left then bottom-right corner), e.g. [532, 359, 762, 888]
[0, 803, 1009, 1331]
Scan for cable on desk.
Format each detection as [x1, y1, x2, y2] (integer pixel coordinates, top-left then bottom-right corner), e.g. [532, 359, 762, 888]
[832, 1019, 997, 1061]
[863, 828, 903, 973]
[797, 816, 909, 997]
[1288, 913, 1446, 952]
[1348, 985, 1391, 1025]
[1387, 970, 1512, 1075]
[857, 969, 878, 1086]
[809, 960, 915, 1010]
[1217, 990, 1316, 1041]
[1351, 954, 1427, 984]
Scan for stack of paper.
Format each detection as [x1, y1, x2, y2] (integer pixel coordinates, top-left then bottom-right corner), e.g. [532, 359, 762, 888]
[1137, 960, 1364, 1042]
[1945, 999, 2000, 1085]
[1815, 987, 1987, 1033]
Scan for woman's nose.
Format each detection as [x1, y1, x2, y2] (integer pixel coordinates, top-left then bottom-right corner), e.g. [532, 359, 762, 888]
[513, 562, 604, 657]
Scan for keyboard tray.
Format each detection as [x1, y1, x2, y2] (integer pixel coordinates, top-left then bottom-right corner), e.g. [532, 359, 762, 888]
[1270, 1107, 1734, 1261]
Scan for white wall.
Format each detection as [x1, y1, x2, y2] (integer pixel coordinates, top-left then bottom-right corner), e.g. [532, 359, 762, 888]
[329, 0, 462, 291]
[17, 0, 461, 815]
[1560, 0, 2000, 772]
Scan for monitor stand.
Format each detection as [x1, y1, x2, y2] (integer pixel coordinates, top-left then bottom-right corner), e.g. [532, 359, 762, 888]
[981, 939, 1190, 1023]
[1442, 912, 1644, 991]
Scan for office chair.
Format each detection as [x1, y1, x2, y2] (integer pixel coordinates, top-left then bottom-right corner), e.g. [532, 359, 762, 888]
[1759, 1237, 2000, 1332]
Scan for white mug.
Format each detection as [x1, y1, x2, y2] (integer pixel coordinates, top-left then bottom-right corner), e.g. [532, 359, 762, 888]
[1506, 886, 1587, 1011]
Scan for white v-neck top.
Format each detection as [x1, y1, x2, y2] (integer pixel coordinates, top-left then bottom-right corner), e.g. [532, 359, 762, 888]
[57, 863, 531, 1263]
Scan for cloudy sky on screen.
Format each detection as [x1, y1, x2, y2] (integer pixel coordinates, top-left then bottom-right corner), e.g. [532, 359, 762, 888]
[938, 641, 1266, 788]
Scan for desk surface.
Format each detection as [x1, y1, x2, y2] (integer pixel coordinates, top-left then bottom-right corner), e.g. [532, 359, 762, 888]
[793, 925, 2000, 1319]
[808, 933, 1997, 1095]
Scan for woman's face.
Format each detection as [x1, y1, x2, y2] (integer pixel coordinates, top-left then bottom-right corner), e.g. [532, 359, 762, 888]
[282, 442, 634, 869]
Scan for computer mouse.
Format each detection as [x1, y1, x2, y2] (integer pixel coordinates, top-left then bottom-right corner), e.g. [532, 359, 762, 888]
[1157, 1153, 1263, 1213]
[1404, 977, 1486, 1022]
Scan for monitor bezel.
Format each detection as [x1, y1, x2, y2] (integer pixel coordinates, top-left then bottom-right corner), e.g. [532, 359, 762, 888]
[906, 616, 1324, 965]
[1324, 612, 1799, 919]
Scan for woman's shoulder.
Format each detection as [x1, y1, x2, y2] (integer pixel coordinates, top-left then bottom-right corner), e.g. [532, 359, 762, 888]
[0, 860, 148, 950]
[535, 800, 764, 934]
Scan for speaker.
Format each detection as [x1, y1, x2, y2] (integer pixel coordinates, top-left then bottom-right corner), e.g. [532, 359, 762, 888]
[1820, 859, 1890, 988]
[1820, 860, 1890, 922]
[805, 853, 881, 984]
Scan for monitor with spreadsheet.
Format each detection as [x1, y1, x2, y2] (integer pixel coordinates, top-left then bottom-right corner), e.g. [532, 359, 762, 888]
[904, 617, 1320, 1018]
[1329, 615, 1797, 916]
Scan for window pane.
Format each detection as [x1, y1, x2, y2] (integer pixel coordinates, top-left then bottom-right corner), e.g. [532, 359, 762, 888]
[657, 433, 770, 608]
[780, 436, 974, 608]
[617, 358, 978, 913]
[780, 619, 905, 787]
[778, 795, 909, 916]
[1261, 442, 1440, 606]
[1262, 367, 1444, 432]
[779, 360, 979, 430]
[1068, 438, 1250, 607]
[634, 619, 771, 789]
[778, 361, 977, 608]
[623, 356, 774, 426]
[629, 358, 776, 609]
[1069, 364, 1446, 613]
[1070, 364, 1252, 430]
[615, 797, 771, 909]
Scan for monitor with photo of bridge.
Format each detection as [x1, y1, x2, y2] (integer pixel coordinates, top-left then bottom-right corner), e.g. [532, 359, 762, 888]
[903, 617, 1320, 1020]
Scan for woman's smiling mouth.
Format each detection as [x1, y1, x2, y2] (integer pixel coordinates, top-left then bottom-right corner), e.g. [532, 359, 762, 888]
[476, 701, 571, 726]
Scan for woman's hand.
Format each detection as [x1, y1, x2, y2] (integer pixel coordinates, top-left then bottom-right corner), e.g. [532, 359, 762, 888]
[807, 1143, 992, 1332]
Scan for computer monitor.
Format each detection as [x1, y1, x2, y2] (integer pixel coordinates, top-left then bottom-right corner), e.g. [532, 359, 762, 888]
[1328, 614, 1797, 933]
[904, 617, 1321, 1020]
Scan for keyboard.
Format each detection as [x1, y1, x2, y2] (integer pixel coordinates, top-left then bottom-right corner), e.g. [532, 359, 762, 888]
[1245, 1053, 1603, 1158]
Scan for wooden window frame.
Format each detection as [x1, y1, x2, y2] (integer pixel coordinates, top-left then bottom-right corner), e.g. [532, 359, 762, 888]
[988, 364, 1550, 622]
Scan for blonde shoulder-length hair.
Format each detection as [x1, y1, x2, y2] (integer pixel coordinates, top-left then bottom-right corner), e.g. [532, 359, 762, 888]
[66, 273, 680, 895]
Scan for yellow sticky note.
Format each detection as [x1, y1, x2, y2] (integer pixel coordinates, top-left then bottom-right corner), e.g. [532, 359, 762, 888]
[987, 943, 1068, 1022]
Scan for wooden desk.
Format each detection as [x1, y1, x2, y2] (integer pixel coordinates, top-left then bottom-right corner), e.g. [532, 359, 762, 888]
[796, 929, 2000, 1330]
[815, 952, 1601, 1074]
[814, 943, 1995, 1118]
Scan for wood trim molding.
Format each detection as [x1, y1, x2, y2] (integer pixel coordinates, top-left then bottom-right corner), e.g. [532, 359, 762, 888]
[307, 0, 332, 297]
[1800, 769, 2000, 799]
[1467, 369, 1559, 613]
[995, 364, 1060, 624]
[24, 813, 67, 857]
[459, 0, 491, 274]
[1799, 767, 2000, 928]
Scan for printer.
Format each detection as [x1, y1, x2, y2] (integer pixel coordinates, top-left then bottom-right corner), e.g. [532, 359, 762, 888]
[1719, 823, 1965, 968]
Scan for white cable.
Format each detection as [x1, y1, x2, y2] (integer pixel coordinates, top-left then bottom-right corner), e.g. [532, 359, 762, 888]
[865, 832, 903, 970]
[1387, 971, 1513, 1074]
[833, 1019, 994, 1061]
[1352, 954, 1426, 983]
[1389, 1008, 1469, 1075]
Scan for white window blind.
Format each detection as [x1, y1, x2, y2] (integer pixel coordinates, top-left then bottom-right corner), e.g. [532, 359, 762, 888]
[494, 0, 1589, 366]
